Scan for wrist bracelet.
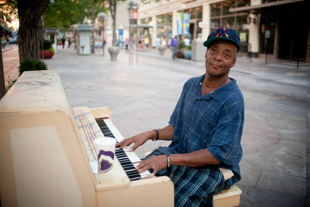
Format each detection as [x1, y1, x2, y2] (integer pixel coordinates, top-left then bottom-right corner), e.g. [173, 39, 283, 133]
[152, 129, 159, 141]
[167, 154, 171, 168]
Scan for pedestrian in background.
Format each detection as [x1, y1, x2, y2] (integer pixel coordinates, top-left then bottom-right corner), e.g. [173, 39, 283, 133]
[61, 35, 66, 49]
[170, 35, 178, 60]
[160, 36, 167, 46]
[155, 36, 160, 49]
[144, 36, 149, 50]
[125, 38, 129, 50]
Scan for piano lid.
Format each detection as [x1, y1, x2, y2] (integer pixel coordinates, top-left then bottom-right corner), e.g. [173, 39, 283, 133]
[0, 70, 72, 115]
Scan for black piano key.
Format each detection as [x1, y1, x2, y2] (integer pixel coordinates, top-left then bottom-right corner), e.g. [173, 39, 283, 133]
[96, 119, 142, 181]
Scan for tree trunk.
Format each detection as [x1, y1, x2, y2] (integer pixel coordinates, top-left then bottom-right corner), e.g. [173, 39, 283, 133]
[109, 0, 116, 46]
[17, 0, 50, 63]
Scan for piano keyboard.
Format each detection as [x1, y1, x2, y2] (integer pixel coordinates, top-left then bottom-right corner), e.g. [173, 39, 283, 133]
[96, 119, 152, 181]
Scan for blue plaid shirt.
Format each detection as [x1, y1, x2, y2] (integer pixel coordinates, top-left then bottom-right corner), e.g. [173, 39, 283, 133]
[157, 74, 244, 188]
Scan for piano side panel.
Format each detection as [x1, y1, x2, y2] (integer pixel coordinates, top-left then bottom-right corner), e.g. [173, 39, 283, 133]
[96, 176, 174, 207]
[89, 107, 111, 120]
[0, 111, 96, 207]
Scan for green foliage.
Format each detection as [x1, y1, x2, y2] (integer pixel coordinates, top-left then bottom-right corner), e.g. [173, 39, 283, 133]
[0, 0, 18, 23]
[5, 76, 16, 92]
[49, 47, 55, 54]
[185, 44, 191, 51]
[18, 58, 48, 76]
[40, 39, 53, 50]
[177, 40, 186, 50]
[43, 0, 107, 31]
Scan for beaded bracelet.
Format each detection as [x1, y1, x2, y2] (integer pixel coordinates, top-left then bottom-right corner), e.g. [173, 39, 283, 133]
[152, 129, 159, 141]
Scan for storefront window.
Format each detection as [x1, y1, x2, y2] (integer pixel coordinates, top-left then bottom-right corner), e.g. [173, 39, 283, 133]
[223, 0, 235, 15]
[141, 17, 152, 25]
[156, 13, 172, 39]
[259, 14, 276, 54]
[210, 18, 220, 32]
[210, 1, 249, 53]
[211, 3, 221, 17]
[222, 16, 235, 29]
[197, 6, 202, 19]
[236, 15, 249, 53]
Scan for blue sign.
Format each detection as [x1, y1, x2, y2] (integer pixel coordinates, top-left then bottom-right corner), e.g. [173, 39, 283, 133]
[176, 13, 190, 35]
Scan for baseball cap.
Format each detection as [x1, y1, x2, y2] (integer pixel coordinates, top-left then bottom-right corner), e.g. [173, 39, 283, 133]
[203, 27, 241, 52]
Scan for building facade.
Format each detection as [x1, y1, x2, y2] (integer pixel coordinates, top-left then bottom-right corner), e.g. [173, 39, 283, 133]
[138, 0, 309, 62]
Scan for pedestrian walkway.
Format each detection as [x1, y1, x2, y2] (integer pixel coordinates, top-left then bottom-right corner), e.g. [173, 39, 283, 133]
[2, 46, 310, 207]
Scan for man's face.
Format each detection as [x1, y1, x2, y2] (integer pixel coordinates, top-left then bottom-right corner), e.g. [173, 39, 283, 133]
[205, 40, 237, 78]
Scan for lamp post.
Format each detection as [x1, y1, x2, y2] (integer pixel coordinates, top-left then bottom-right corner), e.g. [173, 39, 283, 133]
[128, 0, 139, 65]
[97, 12, 106, 56]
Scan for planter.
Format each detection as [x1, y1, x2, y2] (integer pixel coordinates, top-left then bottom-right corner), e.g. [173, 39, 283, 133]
[1, 42, 6, 49]
[184, 51, 192, 60]
[176, 50, 184, 58]
[158, 45, 166, 56]
[108, 46, 120, 61]
[40, 50, 54, 59]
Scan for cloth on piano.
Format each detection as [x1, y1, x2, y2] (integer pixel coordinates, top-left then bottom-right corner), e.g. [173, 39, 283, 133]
[143, 149, 225, 207]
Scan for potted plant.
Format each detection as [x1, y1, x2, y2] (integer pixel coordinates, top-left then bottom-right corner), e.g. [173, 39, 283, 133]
[176, 40, 185, 58]
[40, 39, 54, 59]
[158, 44, 166, 56]
[18, 58, 48, 76]
[184, 45, 192, 60]
[1, 37, 6, 49]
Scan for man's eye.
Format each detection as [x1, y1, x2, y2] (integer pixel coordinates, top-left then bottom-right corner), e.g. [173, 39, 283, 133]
[224, 53, 231, 58]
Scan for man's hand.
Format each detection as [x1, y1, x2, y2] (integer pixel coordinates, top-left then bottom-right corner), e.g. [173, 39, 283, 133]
[117, 130, 154, 151]
[136, 155, 167, 176]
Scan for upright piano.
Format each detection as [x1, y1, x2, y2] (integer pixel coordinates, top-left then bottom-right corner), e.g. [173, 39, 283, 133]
[0, 71, 174, 207]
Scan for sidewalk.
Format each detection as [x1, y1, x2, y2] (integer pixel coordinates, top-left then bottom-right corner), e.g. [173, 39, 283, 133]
[3, 46, 310, 206]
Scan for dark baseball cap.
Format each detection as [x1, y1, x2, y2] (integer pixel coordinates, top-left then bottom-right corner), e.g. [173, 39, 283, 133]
[203, 27, 241, 52]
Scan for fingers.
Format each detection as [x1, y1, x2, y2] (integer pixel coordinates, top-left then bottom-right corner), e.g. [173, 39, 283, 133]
[136, 155, 166, 175]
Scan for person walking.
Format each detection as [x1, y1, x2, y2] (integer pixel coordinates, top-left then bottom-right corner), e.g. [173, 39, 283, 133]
[170, 35, 178, 60]
[118, 27, 244, 207]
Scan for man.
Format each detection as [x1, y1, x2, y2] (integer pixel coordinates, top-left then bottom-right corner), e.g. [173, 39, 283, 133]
[171, 35, 178, 60]
[118, 27, 244, 207]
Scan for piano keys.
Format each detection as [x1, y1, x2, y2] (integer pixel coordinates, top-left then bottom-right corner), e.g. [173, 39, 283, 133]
[0, 70, 174, 207]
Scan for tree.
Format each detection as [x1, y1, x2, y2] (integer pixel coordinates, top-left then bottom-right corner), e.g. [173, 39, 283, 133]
[43, 0, 88, 31]
[17, 0, 50, 62]
[108, 0, 126, 46]
[0, 0, 18, 24]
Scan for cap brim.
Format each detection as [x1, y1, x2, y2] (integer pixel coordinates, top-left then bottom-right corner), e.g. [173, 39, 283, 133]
[203, 37, 240, 52]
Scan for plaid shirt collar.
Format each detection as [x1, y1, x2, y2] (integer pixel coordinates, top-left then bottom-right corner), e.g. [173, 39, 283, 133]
[196, 74, 237, 101]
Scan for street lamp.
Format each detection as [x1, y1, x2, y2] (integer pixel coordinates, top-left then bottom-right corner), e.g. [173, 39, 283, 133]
[97, 12, 106, 56]
[128, 1, 139, 65]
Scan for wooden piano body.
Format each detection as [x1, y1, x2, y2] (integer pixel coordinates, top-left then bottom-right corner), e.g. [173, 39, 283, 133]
[0, 71, 174, 207]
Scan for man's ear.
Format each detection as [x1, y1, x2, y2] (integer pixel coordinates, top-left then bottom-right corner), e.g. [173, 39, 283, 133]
[231, 57, 237, 68]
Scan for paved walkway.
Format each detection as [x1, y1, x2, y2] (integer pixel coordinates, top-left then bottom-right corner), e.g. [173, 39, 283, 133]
[2, 45, 310, 206]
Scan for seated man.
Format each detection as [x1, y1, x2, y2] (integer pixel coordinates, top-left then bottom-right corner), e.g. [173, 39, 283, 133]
[118, 27, 244, 207]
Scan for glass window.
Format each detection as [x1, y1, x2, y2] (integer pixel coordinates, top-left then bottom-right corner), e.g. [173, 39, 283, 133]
[238, 0, 250, 7]
[223, 0, 235, 15]
[210, 18, 220, 32]
[211, 3, 221, 17]
[197, 6, 202, 19]
[141, 17, 152, 25]
[259, 14, 276, 54]
[196, 21, 202, 38]
[222, 16, 235, 29]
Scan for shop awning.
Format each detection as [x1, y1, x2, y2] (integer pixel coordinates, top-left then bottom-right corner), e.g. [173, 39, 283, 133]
[0, 25, 12, 35]
[229, 0, 306, 13]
